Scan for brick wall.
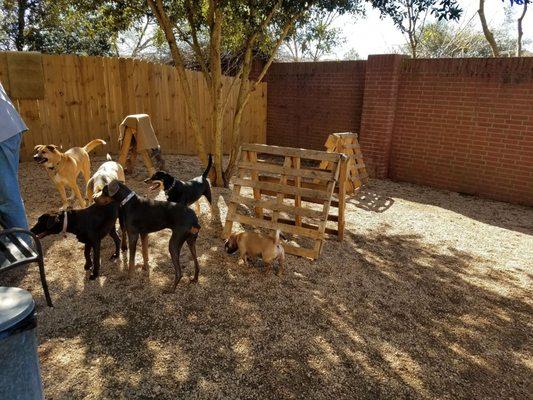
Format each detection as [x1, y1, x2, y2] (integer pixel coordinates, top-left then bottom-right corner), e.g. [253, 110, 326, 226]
[266, 61, 366, 150]
[265, 56, 533, 206]
[391, 58, 533, 205]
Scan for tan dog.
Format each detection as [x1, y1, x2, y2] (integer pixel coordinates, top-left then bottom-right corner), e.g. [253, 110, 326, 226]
[87, 154, 126, 205]
[33, 139, 106, 210]
[224, 229, 285, 274]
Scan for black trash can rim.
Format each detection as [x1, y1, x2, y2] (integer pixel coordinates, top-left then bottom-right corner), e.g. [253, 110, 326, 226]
[0, 286, 35, 335]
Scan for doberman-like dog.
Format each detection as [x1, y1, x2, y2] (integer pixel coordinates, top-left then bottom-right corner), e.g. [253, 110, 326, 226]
[101, 180, 201, 292]
[31, 203, 121, 280]
[144, 154, 213, 214]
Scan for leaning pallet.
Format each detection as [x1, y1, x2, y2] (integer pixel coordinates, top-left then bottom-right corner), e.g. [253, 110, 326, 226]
[319, 132, 369, 194]
[223, 143, 348, 260]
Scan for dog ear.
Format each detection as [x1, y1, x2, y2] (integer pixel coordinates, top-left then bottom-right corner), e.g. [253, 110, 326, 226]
[107, 180, 120, 197]
[34, 145, 43, 151]
[46, 145, 58, 152]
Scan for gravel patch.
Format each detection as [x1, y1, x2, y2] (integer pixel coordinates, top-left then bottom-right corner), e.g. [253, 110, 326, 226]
[2, 154, 531, 400]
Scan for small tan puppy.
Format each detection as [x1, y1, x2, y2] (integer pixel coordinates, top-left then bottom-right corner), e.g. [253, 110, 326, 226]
[34, 139, 106, 210]
[225, 229, 285, 274]
[87, 154, 126, 205]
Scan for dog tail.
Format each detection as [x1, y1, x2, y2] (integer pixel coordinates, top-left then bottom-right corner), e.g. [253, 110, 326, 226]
[202, 154, 213, 179]
[106, 153, 113, 161]
[84, 139, 106, 153]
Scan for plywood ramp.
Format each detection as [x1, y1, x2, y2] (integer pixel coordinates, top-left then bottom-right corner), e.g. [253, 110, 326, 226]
[223, 144, 348, 260]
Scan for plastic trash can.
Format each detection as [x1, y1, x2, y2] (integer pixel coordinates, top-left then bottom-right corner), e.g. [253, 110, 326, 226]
[0, 286, 44, 400]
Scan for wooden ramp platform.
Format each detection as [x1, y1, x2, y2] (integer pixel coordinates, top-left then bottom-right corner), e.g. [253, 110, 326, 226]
[319, 132, 368, 194]
[223, 144, 348, 260]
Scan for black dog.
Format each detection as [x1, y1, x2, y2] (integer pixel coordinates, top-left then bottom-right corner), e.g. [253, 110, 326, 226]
[144, 154, 213, 213]
[101, 180, 201, 292]
[30, 203, 122, 280]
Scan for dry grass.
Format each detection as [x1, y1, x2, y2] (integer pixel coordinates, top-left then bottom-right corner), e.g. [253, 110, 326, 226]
[2, 155, 532, 400]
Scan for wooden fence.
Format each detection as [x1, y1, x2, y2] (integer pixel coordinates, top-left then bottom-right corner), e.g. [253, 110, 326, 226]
[0, 52, 266, 161]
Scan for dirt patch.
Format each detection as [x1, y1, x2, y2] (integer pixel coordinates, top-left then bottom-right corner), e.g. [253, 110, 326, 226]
[2, 155, 532, 399]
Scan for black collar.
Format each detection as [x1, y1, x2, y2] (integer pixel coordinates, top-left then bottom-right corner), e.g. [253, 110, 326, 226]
[165, 178, 177, 195]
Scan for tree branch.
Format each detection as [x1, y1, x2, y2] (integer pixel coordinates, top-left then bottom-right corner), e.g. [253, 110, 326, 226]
[517, 0, 528, 56]
[478, 0, 500, 57]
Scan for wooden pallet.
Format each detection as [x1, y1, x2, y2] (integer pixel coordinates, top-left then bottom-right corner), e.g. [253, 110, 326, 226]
[223, 143, 348, 260]
[319, 132, 368, 194]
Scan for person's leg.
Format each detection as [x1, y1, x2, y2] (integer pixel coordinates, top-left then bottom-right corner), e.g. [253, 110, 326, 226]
[0, 133, 28, 229]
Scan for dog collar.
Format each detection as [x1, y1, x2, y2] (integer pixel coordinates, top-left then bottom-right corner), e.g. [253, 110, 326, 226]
[61, 211, 68, 238]
[120, 191, 136, 207]
[165, 178, 177, 194]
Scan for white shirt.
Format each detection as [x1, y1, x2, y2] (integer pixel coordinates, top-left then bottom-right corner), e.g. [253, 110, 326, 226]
[0, 82, 27, 143]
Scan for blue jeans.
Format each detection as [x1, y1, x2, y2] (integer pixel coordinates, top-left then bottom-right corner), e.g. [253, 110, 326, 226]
[0, 133, 28, 229]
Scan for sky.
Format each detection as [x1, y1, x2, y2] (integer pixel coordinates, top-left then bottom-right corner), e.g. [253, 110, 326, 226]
[331, 0, 533, 59]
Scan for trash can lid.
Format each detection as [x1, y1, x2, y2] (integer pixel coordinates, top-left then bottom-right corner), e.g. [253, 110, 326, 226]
[0, 286, 35, 333]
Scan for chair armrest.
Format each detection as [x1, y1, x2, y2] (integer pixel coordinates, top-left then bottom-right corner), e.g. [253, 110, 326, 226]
[0, 228, 43, 257]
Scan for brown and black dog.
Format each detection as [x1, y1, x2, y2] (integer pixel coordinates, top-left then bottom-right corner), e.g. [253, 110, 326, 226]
[34, 139, 106, 210]
[101, 180, 201, 292]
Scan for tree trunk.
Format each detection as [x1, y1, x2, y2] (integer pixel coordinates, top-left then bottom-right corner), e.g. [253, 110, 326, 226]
[478, 0, 500, 57]
[15, 0, 27, 51]
[147, 0, 209, 167]
[209, 5, 225, 187]
[223, 11, 304, 182]
[224, 46, 253, 183]
[517, 0, 528, 57]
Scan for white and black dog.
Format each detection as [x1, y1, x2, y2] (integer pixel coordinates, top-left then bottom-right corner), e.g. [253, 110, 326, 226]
[144, 154, 213, 214]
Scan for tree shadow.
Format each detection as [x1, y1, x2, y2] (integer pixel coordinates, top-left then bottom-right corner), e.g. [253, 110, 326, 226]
[7, 156, 531, 399]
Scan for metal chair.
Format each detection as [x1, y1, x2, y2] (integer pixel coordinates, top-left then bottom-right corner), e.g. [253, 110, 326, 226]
[0, 217, 52, 307]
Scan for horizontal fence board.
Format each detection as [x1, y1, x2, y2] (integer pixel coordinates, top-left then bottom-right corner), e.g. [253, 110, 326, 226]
[232, 177, 332, 200]
[238, 160, 334, 180]
[242, 143, 342, 162]
[0, 53, 266, 160]
[231, 214, 323, 239]
[230, 194, 325, 219]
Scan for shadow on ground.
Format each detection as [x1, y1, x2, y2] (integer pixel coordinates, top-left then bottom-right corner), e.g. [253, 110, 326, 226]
[1, 156, 531, 399]
[359, 179, 533, 234]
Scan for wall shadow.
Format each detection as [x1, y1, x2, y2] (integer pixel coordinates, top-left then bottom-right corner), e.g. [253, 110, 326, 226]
[362, 179, 533, 234]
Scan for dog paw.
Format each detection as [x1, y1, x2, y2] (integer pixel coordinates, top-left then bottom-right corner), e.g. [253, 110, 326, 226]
[189, 277, 198, 284]
[89, 273, 98, 280]
[121, 246, 128, 252]
[109, 253, 119, 261]
[84, 264, 93, 271]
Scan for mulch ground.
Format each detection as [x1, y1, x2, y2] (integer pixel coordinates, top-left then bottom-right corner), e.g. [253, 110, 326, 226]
[2, 155, 532, 400]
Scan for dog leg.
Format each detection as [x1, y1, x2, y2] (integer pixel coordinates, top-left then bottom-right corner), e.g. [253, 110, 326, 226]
[70, 182, 86, 208]
[166, 234, 186, 293]
[109, 229, 120, 260]
[84, 244, 92, 272]
[277, 254, 285, 275]
[186, 235, 200, 283]
[140, 234, 150, 274]
[90, 241, 101, 280]
[128, 233, 139, 273]
[82, 161, 91, 185]
[56, 183, 69, 210]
